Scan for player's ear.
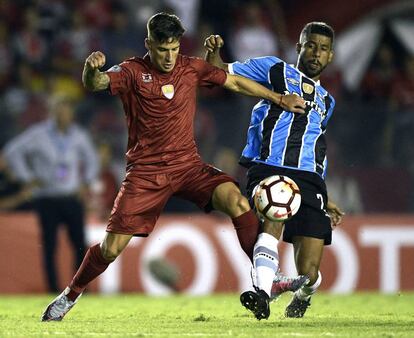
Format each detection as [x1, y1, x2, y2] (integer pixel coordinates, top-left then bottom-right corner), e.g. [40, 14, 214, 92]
[328, 50, 334, 64]
[144, 38, 150, 51]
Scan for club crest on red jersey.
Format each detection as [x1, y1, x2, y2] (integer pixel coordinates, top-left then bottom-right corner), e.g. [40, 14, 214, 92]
[161, 84, 174, 99]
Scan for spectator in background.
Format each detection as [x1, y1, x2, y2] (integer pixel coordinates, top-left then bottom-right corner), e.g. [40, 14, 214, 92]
[227, 1, 290, 152]
[361, 43, 396, 101]
[3, 94, 99, 292]
[162, 0, 201, 54]
[360, 44, 397, 165]
[230, 1, 280, 62]
[13, 6, 49, 69]
[102, 4, 142, 66]
[54, 10, 102, 69]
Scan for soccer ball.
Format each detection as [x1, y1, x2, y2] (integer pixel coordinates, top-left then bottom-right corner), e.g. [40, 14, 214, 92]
[253, 175, 301, 221]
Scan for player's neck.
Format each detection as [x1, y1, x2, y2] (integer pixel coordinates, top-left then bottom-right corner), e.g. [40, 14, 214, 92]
[296, 63, 321, 82]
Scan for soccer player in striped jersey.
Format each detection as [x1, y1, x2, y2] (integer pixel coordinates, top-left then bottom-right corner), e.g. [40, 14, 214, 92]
[205, 22, 344, 319]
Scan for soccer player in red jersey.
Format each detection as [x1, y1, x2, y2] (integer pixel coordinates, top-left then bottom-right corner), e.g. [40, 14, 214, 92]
[41, 13, 306, 321]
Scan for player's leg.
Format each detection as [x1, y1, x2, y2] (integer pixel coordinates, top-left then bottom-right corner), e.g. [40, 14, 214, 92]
[41, 232, 133, 322]
[211, 181, 260, 261]
[173, 164, 259, 259]
[249, 219, 283, 298]
[285, 235, 324, 318]
[211, 179, 308, 319]
[42, 172, 171, 321]
[212, 182, 273, 320]
[293, 236, 323, 285]
[250, 216, 310, 302]
[69, 232, 133, 296]
[175, 164, 269, 320]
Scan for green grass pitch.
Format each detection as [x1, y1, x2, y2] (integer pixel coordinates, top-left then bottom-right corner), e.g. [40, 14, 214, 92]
[1, 293, 413, 337]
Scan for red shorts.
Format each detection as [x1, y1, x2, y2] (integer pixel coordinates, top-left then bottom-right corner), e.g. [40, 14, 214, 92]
[107, 161, 236, 236]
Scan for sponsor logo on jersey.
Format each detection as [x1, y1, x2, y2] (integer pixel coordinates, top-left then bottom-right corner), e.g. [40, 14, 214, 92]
[142, 73, 153, 83]
[287, 78, 299, 86]
[302, 83, 314, 94]
[108, 65, 121, 73]
[161, 84, 174, 99]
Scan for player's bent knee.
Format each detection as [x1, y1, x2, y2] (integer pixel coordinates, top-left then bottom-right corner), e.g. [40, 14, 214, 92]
[227, 192, 251, 217]
[236, 195, 251, 214]
[213, 183, 250, 217]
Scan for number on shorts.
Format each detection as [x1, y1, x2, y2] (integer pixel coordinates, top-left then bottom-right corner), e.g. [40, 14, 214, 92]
[316, 193, 324, 210]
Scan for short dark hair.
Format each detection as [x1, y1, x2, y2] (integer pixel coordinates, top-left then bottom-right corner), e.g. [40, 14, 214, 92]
[300, 22, 335, 46]
[147, 13, 185, 43]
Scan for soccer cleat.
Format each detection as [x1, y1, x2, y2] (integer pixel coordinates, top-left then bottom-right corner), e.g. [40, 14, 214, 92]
[240, 289, 270, 320]
[285, 294, 311, 318]
[270, 274, 310, 301]
[41, 287, 82, 322]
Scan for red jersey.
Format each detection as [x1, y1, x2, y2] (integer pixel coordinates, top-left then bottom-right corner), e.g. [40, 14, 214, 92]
[106, 54, 227, 172]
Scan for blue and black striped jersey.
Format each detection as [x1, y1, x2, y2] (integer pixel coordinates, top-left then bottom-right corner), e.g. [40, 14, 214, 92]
[229, 56, 335, 179]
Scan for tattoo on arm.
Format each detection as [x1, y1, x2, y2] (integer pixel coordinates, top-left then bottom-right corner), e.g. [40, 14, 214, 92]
[82, 67, 110, 91]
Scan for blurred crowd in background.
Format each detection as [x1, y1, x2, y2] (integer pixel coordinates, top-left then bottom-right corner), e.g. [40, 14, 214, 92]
[0, 0, 413, 217]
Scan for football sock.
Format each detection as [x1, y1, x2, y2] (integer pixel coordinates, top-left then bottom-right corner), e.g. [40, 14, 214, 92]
[232, 210, 260, 262]
[296, 271, 322, 300]
[253, 232, 279, 297]
[67, 244, 111, 301]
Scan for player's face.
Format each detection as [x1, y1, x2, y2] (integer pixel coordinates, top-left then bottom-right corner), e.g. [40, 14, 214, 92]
[296, 33, 333, 80]
[145, 37, 180, 73]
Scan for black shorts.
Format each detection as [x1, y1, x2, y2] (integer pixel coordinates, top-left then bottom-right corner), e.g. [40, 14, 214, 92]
[246, 163, 332, 245]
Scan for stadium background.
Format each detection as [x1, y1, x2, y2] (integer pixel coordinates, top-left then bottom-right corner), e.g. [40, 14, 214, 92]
[0, 0, 413, 294]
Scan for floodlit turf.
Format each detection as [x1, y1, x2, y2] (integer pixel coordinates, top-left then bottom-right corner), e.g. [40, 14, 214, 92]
[1, 293, 413, 337]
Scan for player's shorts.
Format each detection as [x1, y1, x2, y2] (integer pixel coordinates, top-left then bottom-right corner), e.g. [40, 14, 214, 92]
[246, 163, 332, 245]
[107, 161, 236, 236]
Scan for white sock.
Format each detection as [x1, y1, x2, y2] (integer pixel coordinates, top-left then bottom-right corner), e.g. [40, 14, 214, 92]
[253, 232, 279, 297]
[296, 271, 322, 300]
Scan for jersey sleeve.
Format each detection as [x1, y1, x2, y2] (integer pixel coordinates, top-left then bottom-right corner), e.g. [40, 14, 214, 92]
[228, 56, 280, 84]
[322, 95, 335, 128]
[105, 61, 137, 95]
[191, 57, 227, 87]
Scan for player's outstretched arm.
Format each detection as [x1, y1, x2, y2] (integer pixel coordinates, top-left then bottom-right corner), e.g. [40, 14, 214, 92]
[204, 35, 229, 71]
[223, 74, 306, 114]
[82, 51, 110, 92]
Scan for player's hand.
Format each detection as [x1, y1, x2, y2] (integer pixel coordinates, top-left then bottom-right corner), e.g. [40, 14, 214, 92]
[204, 35, 224, 53]
[327, 200, 345, 230]
[85, 51, 106, 70]
[279, 94, 307, 114]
